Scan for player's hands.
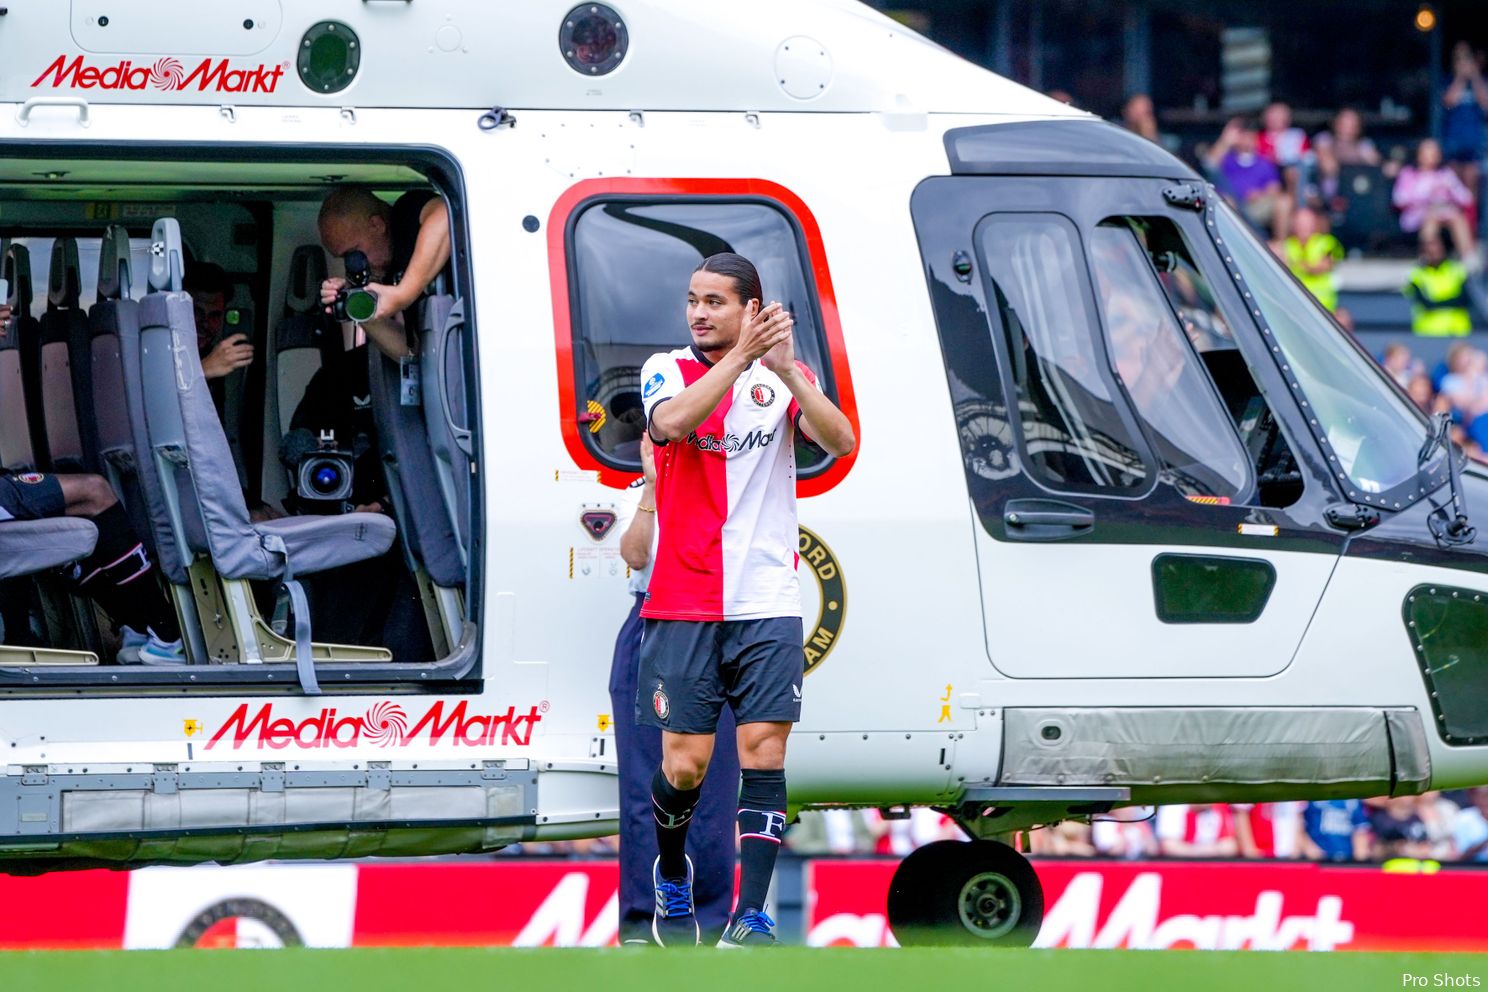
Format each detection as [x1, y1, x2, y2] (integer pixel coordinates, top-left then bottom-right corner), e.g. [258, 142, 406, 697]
[640, 432, 657, 485]
[201, 333, 254, 379]
[735, 301, 794, 363]
[760, 316, 797, 376]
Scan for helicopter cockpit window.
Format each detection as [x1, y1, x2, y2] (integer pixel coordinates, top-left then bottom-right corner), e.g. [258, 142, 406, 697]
[1213, 204, 1426, 500]
[568, 198, 837, 474]
[976, 213, 1151, 494]
[1088, 220, 1250, 503]
[1107, 216, 1305, 509]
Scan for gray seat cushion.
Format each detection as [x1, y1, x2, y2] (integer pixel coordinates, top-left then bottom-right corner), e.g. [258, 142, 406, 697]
[0, 518, 97, 579]
[253, 513, 395, 577]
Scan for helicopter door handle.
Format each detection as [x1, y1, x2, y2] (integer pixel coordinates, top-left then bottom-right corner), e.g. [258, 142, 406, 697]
[1003, 499, 1094, 541]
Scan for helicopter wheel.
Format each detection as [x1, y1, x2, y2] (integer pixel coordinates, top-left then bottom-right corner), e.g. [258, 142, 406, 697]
[886, 839, 1044, 947]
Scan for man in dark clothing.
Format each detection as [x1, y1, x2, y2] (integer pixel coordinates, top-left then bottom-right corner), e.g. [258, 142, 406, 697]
[315, 187, 452, 360]
[286, 342, 433, 661]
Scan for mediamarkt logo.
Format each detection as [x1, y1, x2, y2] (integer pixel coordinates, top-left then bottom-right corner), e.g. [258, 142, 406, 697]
[205, 699, 547, 751]
[31, 55, 285, 94]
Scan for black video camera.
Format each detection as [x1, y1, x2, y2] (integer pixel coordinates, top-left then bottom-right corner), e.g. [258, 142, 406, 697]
[282, 428, 355, 514]
[332, 249, 379, 324]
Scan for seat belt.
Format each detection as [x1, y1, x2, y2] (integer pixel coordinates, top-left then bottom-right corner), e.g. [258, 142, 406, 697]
[260, 533, 320, 695]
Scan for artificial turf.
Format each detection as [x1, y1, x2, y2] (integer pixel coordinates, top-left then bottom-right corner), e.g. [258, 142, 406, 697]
[1, 947, 1485, 992]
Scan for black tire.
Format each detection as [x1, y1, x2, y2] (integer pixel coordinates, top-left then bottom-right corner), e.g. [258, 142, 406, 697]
[886, 839, 1044, 947]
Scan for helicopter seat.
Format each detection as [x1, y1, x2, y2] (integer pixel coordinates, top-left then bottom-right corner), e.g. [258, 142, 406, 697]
[0, 518, 100, 666]
[38, 237, 97, 472]
[135, 222, 394, 690]
[368, 343, 465, 657]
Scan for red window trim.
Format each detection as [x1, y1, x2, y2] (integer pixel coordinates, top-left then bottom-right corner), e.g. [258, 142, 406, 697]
[547, 177, 859, 497]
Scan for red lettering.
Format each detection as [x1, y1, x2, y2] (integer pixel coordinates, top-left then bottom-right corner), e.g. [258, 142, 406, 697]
[405, 700, 464, 745]
[30, 55, 79, 88]
[295, 710, 328, 748]
[264, 718, 296, 749]
[205, 703, 270, 750]
[330, 716, 362, 747]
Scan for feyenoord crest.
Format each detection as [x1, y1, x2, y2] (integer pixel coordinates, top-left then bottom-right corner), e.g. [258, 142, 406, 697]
[750, 383, 776, 407]
[653, 686, 670, 721]
[15, 472, 44, 484]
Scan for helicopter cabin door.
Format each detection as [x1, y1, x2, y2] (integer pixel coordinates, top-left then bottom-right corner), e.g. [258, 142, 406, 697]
[911, 170, 1349, 679]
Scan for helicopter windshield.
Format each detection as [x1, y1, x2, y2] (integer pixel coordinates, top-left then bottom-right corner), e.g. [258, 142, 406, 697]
[1212, 202, 1427, 500]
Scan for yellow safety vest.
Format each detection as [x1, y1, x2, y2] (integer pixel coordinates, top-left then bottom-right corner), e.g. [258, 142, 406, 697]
[1405, 260, 1472, 337]
[1283, 235, 1342, 312]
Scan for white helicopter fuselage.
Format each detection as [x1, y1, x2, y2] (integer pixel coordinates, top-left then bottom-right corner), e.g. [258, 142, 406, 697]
[0, 0, 1482, 870]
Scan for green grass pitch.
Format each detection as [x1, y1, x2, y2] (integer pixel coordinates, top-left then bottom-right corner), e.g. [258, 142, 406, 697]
[1, 948, 1485, 992]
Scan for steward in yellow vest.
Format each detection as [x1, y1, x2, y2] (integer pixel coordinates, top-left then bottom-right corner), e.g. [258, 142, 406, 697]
[1283, 210, 1344, 312]
[1405, 237, 1472, 337]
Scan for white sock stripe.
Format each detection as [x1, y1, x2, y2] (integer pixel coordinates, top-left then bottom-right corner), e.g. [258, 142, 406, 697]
[100, 543, 145, 572]
[737, 833, 783, 844]
[116, 562, 152, 585]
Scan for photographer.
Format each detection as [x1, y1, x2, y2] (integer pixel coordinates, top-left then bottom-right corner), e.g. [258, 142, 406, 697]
[185, 262, 254, 381]
[282, 342, 433, 660]
[316, 187, 451, 360]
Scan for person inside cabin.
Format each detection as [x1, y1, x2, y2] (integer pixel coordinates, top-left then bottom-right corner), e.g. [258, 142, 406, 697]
[315, 186, 452, 360]
[1, 304, 185, 664]
[186, 262, 254, 381]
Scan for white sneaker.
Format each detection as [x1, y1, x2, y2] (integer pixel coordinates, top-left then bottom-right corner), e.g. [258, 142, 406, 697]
[125, 632, 185, 665]
[114, 625, 150, 664]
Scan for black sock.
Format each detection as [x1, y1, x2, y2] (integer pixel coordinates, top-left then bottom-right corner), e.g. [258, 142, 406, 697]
[652, 767, 701, 880]
[735, 768, 788, 916]
[74, 503, 180, 642]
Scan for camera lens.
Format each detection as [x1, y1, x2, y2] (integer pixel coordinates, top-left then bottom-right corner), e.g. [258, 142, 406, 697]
[312, 464, 342, 494]
[344, 288, 378, 323]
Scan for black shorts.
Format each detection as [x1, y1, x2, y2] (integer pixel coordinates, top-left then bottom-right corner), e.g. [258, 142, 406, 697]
[0, 472, 66, 521]
[636, 617, 804, 734]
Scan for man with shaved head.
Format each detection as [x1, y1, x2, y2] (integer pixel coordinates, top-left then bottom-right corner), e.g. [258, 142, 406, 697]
[317, 186, 451, 359]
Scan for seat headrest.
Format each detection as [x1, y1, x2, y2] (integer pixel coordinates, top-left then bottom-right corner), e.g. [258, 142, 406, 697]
[286, 245, 328, 314]
[96, 225, 133, 301]
[3, 243, 33, 311]
[47, 237, 82, 310]
[147, 217, 184, 293]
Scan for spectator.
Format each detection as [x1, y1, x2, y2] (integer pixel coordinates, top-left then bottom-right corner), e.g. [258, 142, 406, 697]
[1091, 809, 1159, 859]
[1207, 118, 1291, 238]
[1314, 106, 1397, 206]
[1031, 821, 1097, 857]
[1442, 42, 1488, 196]
[1121, 93, 1178, 153]
[1437, 343, 1488, 418]
[1406, 236, 1474, 337]
[1367, 795, 1433, 860]
[1155, 804, 1239, 858]
[1282, 207, 1344, 311]
[1451, 786, 1488, 862]
[1301, 799, 1370, 861]
[1234, 802, 1304, 859]
[1257, 100, 1313, 197]
[1407, 373, 1439, 413]
[1381, 342, 1425, 389]
[1392, 139, 1477, 263]
[1416, 791, 1461, 860]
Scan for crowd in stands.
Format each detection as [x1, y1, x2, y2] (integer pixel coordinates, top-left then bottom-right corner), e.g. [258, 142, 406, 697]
[507, 791, 1488, 864]
[1111, 40, 1488, 344]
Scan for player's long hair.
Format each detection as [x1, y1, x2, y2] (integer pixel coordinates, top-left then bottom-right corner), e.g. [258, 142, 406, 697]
[696, 252, 762, 308]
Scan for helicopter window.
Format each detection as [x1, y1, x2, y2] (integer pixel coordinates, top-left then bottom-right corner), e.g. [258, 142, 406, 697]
[976, 213, 1151, 495]
[1088, 220, 1250, 503]
[568, 198, 837, 475]
[1113, 216, 1305, 509]
[1213, 204, 1426, 501]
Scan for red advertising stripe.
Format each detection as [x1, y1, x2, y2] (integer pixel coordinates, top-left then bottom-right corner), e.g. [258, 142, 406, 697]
[0, 869, 130, 949]
[806, 858, 1488, 951]
[351, 862, 620, 947]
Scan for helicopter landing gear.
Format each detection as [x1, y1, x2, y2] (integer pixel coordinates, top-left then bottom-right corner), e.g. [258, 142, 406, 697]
[885, 839, 1044, 947]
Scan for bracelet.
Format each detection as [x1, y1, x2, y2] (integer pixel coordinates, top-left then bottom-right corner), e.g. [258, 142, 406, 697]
[637, 504, 656, 513]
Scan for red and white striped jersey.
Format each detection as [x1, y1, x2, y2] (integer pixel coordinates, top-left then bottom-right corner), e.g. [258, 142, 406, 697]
[639, 345, 821, 621]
